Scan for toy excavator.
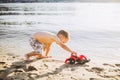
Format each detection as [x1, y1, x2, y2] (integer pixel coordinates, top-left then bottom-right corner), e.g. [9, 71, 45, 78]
[65, 53, 90, 64]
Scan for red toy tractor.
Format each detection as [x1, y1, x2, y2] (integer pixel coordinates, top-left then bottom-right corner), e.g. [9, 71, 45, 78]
[65, 53, 90, 64]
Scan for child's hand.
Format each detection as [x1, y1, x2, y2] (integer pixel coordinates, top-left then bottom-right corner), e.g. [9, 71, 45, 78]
[71, 51, 77, 56]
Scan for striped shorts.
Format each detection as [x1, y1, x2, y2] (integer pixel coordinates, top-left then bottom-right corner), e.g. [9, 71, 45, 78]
[29, 38, 43, 53]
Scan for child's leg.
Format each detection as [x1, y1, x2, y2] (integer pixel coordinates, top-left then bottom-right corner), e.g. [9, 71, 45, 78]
[36, 53, 43, 59]
[26, 51, 44, 59]
[27, 38, 51, 60]
[26, 51, 37, 60]
[36, 54, 52, 59]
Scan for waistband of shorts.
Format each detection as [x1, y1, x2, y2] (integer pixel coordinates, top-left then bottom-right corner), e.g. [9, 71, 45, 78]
[30, 37, 42, 44]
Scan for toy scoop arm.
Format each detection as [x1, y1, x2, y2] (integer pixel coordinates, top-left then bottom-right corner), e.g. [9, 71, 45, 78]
[64, 58, 69, 63]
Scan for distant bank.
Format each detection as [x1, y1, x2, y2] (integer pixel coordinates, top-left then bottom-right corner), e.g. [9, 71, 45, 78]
[0, 0, 79, 3]
[0, 0, 120, 3]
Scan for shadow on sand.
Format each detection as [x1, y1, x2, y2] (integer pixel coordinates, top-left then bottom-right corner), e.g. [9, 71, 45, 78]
[35, 62, 89, 79]
[0, 59, 89, 80]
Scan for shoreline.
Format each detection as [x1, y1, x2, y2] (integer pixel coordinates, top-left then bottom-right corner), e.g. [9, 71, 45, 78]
[0, 54, 120, 80]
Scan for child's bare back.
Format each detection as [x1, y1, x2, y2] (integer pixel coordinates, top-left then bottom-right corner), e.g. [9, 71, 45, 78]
[32, 31, 57, 45]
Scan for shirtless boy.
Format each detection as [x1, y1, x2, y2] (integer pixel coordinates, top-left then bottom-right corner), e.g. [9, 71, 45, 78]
[26, 30, 76, 61]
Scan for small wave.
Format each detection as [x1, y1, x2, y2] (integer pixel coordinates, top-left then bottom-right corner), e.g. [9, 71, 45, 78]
[0, 11, 74, 15]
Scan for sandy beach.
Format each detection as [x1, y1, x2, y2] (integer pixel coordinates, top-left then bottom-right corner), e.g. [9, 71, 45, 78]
[0, 54, 120, 80]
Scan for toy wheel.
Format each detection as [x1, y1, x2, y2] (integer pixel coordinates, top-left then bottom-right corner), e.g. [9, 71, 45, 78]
[69, 59, 75, 64]
[78, 59, 90, 64]
[76, 59, 84, 64]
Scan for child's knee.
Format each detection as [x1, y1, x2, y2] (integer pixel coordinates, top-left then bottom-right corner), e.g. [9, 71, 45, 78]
[36, 54, 42, 59]
[25, 53, 29, 57]
[25, 52, 33, 58]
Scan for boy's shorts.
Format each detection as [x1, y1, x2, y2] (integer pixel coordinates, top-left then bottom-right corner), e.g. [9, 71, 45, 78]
[29, 38, 43, 53]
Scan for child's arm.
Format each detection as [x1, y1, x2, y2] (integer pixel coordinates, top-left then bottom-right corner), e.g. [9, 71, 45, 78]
[56, 40, 76, 54]
[44, 43, 51, 56]
[59, 43, 73, 53]
[54, 36, 77, 54]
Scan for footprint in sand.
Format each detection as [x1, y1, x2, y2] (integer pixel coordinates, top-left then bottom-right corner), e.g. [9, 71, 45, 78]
[103, 63, 115, 67]
[114, 69, 120, 72]
[115, 64, 120, 67]
[0, 62, 5, 65]
[89, 78, 103, 80]
[86, 67, 104, 74]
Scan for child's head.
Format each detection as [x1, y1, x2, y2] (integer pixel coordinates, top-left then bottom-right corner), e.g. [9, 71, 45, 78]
[57, 30, 69, 43]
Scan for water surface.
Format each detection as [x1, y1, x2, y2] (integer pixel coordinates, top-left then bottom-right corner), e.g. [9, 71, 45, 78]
[0, 3, 120, 62]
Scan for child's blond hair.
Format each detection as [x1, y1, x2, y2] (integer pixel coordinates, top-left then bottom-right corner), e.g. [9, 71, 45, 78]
[57, 30, 69, 39]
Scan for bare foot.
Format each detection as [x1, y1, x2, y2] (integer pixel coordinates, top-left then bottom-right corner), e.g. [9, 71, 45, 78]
[42, 56, 52, 58]
[25, 59, 33, 62]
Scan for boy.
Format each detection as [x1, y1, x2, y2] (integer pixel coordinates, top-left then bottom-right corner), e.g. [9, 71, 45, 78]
[26, 30, 76, 61]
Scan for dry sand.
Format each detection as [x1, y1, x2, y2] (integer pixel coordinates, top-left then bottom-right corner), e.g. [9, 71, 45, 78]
[0, 54, 120, 80]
